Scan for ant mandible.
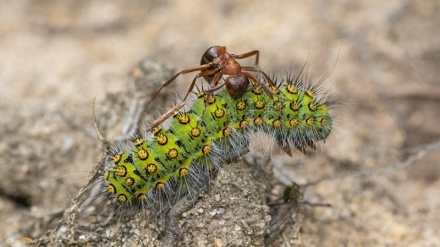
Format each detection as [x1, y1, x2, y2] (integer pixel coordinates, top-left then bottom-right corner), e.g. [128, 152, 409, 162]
[145, 46, 276, 111]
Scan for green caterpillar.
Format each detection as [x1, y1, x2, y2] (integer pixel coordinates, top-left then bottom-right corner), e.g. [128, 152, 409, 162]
[102, 74, 334, 210]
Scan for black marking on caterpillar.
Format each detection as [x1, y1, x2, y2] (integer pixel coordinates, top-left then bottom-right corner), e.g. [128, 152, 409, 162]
[101, 73, 335, 212]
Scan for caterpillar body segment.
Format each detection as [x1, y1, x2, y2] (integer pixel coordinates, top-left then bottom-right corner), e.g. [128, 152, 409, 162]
[103, 75, 334, 208]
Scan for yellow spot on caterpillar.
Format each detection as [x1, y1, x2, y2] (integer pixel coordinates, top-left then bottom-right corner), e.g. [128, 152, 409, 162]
[239, 120, 249, 129]
[107, 184, 116, 194]
[147, 164, 157, 173]
[156, 133, 168, 145]
[138, 149, 148, 160]
[223, 127, 232, 137]
[290, 101, 300, 111]
[236, 101, 246, 110]
[116, 166, 127, 177]
[287, 84, 297, 94]
[152, 127, 161, 135]
[134, 138, 144, 147]
[178, 114, 190, 124]
[321, 118, 328, 125]
[270, 85, 280, 94]
[113, 152, 122, 164]
[273, 119, 282, 128]
[306, 90, 315, 98]
[104, 171, 110, 181]
[168, 148, 178, 159]
[197, 92, 205, 98]
[321, 104, 328, 111]
[138, 194, 146, 201]
[191, 127, 201, 137]
[306, 117, 314, 126]
[290, 118, 299, 126]
[208, 95, 216, 104]
[118, 194, 128, 203]
[308, 102, 317, 111]
[215, 108, 225, 118]
[255, 101, 265, 109]
[126, 177, 135, 186]
[274, 101, 283, 111]
[254, 117, 263, 126]
[202, 144, 211, 154]
[253, 86, 263, 94]
[155, 182, 165, 190]
[179, 168, 189, 177]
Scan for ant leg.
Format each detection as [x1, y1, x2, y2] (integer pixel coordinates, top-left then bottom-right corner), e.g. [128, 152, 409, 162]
[243, 72, 274, 99]
[241, 66, 277, 88]
[143, 68, 219, 130]
[199, 72, 225, 122]
[209, 71, 224, 88]
[160, 69, 219, 127]
[243, 67, 294, 104]
[144, 63, 214, 111]
[204, 82, 226, 94]
[180, 69, 219, 102]
[200, 92, 213, 122]
[233, 50, 260, 65]
[146, 101, 186, 131]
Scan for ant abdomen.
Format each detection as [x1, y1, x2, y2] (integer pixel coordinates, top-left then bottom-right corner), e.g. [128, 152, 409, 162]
[200, 46, 222, 83]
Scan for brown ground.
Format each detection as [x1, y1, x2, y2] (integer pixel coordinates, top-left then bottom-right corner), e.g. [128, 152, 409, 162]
[1, 0, 440, 246]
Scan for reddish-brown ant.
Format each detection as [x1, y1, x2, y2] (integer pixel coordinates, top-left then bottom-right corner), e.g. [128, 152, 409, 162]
[145, 46, 276, 111]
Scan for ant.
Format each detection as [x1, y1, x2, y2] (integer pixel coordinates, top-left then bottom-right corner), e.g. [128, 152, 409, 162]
[145, 46, 277, 112]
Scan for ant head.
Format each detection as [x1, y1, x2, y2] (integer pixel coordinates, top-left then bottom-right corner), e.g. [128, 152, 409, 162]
[226, 74, 249, 98]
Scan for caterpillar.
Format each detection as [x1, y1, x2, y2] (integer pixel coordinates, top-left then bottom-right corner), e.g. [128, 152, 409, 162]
[101, 71, 334, 211]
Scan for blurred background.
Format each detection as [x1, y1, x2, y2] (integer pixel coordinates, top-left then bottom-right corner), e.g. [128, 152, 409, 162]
[1, 0, 439, 246]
